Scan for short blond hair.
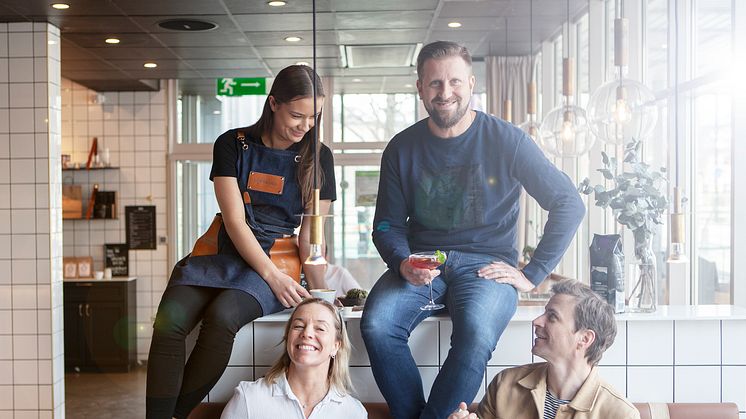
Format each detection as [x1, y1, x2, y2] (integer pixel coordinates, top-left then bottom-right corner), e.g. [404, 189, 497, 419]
[264, 298, 354, 394]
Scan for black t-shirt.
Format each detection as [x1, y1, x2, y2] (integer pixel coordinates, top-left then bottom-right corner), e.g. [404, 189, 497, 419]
[209, 129, 337, 201]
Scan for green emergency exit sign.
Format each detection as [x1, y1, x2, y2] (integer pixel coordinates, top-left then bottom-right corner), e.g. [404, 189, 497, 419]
[216, 77, 269, 96]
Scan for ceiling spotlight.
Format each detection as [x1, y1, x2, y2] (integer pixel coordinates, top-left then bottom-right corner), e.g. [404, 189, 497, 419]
[296, 61, 309, 66]
[143, 62, 157, 68]
[268, 0, 287, 5]
[284, 36, 302, 42]
[105, 38, 120, 44]
[404, 84, 413, 88]
[352, 78, 362, 82]
[51, 3, 69, 9]
[448, 22, 462, 28]
[213, 110, 221, 115]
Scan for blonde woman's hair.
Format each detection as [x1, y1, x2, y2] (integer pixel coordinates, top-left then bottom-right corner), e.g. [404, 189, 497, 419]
[264, 298, 354, 394]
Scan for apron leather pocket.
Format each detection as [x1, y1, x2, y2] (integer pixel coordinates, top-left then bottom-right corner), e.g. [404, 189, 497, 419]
[191, 214, 301, 283]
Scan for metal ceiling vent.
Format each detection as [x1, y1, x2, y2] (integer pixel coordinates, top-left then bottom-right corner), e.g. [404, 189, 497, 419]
[341, 43, 421, 68]
[157, 19, 218, 31]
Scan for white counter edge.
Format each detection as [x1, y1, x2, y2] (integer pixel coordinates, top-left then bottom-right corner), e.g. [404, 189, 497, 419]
[254, 304, 746, 322]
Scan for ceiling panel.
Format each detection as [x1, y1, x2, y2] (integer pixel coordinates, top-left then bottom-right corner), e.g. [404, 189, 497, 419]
[67, 46, 180, 60]
[233, 13, 336, 32]
[337, 29, 427, 45]
[169, 47, 260, 59]
[148, 31, 251, 48]
[253, 45, 338, 59]
[330, 0, 438, 12]
[112, 0, 230, 16]
[335, 11, 433, 30]
[241, 31, 338, 46]
[181, 59, 267, 70]
[1, 0, 584, 91]
[223, 0, 333, 15]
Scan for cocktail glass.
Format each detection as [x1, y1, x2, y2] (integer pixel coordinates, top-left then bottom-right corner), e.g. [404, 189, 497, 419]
[409, 251, 446, 311]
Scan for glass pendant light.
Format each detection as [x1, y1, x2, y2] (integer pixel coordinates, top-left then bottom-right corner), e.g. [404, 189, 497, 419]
[518, 0, 540, 141]
[587, 0, 657, 144]
[305, 0, 327, 266]
[538, 0, 593, 158]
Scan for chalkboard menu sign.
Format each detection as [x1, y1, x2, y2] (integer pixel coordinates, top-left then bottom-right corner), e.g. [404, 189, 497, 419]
[125, 205, 156, 250]
[104, 243, 129, 276]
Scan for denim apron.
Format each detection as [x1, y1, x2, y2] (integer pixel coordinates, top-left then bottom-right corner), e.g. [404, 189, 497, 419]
[167, 131, 304, 315]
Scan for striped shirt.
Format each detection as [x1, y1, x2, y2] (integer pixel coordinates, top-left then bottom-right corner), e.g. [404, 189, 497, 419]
[544, 389, 571, 419]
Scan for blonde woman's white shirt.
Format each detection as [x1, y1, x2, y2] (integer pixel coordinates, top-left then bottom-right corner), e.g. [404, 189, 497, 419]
[220, 373, 367, 419]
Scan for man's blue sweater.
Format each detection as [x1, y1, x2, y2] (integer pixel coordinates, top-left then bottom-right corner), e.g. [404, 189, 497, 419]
[372, 111, 586, 286]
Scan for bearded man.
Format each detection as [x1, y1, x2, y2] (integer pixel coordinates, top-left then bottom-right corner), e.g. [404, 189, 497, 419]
[360, 40, 586, 419]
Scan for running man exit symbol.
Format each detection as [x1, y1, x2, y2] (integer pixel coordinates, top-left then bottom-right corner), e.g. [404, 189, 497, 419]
[216, 77, 268, 96]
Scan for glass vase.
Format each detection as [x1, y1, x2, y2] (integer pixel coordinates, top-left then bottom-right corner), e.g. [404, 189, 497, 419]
[627, 231, 657, 313]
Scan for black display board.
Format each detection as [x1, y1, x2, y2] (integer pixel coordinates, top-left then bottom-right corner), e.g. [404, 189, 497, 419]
[104, 243, 129, 276]
[125, 205, 156, 250]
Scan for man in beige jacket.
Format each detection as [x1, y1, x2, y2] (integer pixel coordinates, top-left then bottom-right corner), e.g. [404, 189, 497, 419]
[449, 280, 639, 419]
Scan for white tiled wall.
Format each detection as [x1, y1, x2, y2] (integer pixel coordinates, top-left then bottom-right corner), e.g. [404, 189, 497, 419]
[0, 21, 64, 419]
[209, 318, 746, 416]
[60, 79, 168, 360]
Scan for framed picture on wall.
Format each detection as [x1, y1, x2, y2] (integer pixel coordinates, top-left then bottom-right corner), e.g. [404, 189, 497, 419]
[76, 257, 94, 278]
[63, 258, 78, 279]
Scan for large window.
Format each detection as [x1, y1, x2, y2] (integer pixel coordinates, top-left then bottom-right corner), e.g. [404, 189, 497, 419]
[694, 0, 731, 78]
[692, 83, 731, 304]
[178, 93, 266, 144]
[330, 93, 419, 288]
[333, 94, 417, 143]
[640, 0, 734, 304]
[645, 0, 668, 91]
[174, 161, 218, 260]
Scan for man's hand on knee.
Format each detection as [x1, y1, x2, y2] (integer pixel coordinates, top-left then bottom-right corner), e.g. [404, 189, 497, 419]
[478, 261, 536, 292]
[399, 259, 441, 286]
[448, 402, 478, 419]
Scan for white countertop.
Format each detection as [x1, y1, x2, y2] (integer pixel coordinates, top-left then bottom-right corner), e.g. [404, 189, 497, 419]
[254, 304, 746, 322]
[64, 276, 137, 282]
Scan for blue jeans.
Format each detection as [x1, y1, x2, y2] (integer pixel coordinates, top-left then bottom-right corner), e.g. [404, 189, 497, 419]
[360, 251, 518, 419]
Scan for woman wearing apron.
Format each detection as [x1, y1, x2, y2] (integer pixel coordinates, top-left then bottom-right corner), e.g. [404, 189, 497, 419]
[146, 65, 336, 419]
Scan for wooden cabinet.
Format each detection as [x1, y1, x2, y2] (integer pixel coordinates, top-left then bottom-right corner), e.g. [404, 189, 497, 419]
[64, 279, 136, 372]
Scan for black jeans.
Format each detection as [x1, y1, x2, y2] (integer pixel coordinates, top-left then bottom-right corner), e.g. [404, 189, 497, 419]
[145, 285, 262, 419]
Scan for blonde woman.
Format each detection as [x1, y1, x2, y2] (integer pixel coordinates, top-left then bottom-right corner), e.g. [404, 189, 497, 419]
[221, 298, 367, 419]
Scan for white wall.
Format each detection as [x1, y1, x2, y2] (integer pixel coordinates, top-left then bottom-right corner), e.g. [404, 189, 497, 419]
[0, 21, 65, 419]
[60, 79, 169, 360]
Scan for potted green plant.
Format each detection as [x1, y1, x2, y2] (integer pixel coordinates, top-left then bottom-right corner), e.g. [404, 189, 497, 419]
[578, 139, 668, 312]
[339, 288, 368, 307]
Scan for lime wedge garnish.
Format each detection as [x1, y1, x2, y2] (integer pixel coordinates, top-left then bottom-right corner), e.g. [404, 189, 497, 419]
[435, 250, 447, 264]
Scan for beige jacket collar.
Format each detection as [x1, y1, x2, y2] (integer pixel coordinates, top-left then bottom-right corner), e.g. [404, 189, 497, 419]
[517, 363, 602, 414]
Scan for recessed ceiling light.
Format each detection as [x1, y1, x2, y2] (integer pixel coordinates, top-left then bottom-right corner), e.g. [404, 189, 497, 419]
[143, 62, 157, 68]
[51, 3, 69, 10]
[285, 36, 302, 42]
[404, 84, 413, 88]
[352, 78, 362, 82]
[105, 38, 120, 44]
[296, 61, 309, 66]
[448, 22, 462, 28]
[213, 110, 221, 115]
[268, 1, 287, 6]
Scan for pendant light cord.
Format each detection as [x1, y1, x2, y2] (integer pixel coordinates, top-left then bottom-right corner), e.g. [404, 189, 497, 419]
[565, 0, 570, 58]
[312, 0, 318, 190]
[674, 0, 680, 188]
